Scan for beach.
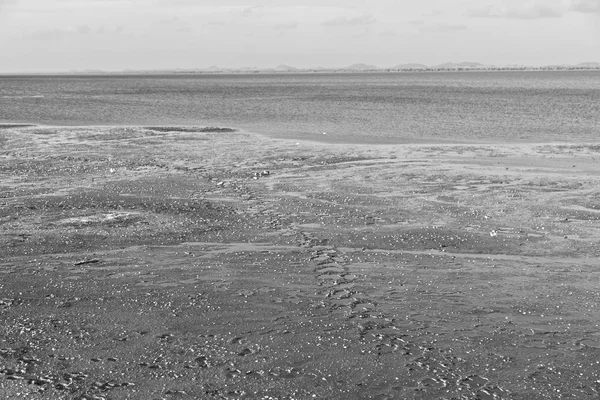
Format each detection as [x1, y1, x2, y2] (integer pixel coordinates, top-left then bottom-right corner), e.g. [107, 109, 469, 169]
[2, 125, 600, 399]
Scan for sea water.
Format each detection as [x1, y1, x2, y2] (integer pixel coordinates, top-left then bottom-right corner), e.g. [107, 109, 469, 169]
[1, 71, 599, 143]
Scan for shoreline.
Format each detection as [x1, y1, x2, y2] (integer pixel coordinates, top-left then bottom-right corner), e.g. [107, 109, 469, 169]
[2, 122, 600, 147]
[1, 66, 600, 77]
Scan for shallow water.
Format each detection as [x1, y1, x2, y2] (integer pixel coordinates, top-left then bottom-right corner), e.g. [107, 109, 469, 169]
[1, 71, 599, 143]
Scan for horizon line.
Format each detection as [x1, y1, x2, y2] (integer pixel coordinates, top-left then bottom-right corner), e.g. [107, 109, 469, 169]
[1, 61, 600, 75]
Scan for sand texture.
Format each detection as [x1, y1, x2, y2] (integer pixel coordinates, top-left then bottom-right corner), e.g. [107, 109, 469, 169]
[1, 125, 600, 399]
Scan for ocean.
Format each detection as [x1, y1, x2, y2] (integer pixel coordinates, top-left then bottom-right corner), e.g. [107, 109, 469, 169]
[1, 71, 599, 143]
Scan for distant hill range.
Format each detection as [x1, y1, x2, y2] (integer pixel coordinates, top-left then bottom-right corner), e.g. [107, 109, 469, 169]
[391, 63, 428, 70]
[433, 62, 485, 69]
[202, 65, 225, 72]
[194, 61, 600, 73]
[9, 61, 600, 75]
[343, 63, 379, 71]
[273, 64, 299, 72]
[577, 62, 600, 68]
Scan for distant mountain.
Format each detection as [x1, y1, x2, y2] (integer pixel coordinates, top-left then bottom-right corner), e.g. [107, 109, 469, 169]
[434, 62, 484, 69]
[343, 63, 378, 71]
[238, 66, 260, 71]
[391, 63, 428, 70]
[577, 62, 600, 68]
[274, 64, 299, 72]
[28, 61, 600, 77]
[81, 69, 106, 74]
[201, 65, 225, 72]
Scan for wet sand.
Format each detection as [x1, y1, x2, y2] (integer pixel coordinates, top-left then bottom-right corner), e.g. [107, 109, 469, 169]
[1, 125, 600, 399]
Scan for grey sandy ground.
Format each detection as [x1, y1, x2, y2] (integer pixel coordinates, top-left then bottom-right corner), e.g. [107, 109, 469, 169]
[1, 125, 600, 399]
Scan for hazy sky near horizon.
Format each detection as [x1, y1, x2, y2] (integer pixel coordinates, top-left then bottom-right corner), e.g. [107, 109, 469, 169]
[0, 0, 599, 72]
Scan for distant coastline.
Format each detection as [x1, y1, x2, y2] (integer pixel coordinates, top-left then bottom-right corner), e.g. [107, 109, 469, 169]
[2, 62, 600, 76]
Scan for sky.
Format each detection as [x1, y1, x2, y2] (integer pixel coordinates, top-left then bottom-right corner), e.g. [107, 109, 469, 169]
[0, 0, 599, 72]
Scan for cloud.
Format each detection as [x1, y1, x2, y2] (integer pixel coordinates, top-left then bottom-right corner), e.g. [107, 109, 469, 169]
[25, 25, 90, 40]
[322, 14, 376, 27]
[272, 22, 298, 30]
[0, 0, 16, 13]
[240, 6, 260, 17]
[470, 3, 565, 19]
[152, 16, 193, 33]
[407, 19, 467, 32]
[569, 0, 600, 13]
[24, 24, 126, 40]
[421, 23, 468, 32]
[154, 16, 181, 26]
[97, 25, 124, 34]
[378, 30, 396, 37]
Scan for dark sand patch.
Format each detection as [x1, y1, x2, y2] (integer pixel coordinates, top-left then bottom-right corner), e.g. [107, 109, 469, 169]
[144, 126, 236, 133]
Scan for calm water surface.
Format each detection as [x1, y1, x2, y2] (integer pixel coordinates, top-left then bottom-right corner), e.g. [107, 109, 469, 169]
[1, 71, 599, 143]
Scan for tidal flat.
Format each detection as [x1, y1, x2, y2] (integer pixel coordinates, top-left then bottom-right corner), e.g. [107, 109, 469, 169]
[1, 125, 600, 399]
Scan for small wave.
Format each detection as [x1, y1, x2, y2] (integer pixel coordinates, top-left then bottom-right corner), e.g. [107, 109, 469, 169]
[1, 95, 45, 99]
[0, 124, 36, 129]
